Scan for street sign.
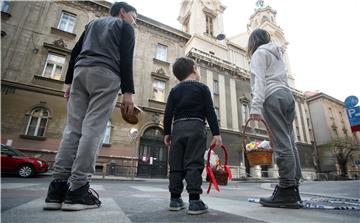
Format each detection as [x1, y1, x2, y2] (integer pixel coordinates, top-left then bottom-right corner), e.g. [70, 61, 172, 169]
[344, 96, 358, 108]
[345, 96, 360, 132]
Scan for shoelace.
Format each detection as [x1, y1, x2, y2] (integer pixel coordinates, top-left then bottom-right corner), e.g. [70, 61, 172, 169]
[271, 185, 280, 197]
[88, 188, 101, 207]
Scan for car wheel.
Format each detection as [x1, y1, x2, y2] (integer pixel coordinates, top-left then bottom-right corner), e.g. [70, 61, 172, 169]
[17, 164, 35, 178]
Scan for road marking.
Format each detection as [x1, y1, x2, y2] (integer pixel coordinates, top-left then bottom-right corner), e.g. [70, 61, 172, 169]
[1, 183, 39, 189]
[201, 196, 359, 223]
[2, 198, 131, 223]
[130, 186, 167, 192]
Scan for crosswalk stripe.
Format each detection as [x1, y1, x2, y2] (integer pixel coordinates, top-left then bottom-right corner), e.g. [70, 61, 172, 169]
[130, 186, 168, 192]
[1, 183, 39, 189]
[2, 198, 132, 223]
[201, 196, 358, 223]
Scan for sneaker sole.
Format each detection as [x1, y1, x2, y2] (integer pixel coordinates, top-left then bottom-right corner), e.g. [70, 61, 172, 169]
[169, 205, 186, 211]
[187, 209, 208, 215]
[61, 203, 100, 211]
[43, 202, 62, 210]
[259, 200, 300, 209]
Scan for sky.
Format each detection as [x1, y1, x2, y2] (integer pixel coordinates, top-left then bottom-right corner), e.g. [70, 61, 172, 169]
[119, 0, 360, 102]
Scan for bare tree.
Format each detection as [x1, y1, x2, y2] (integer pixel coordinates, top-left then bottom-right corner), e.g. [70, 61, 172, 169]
[327, 138, 360, 177]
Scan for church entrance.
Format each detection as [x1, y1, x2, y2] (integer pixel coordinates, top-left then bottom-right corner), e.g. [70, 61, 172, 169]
[137, 127, 168, 178]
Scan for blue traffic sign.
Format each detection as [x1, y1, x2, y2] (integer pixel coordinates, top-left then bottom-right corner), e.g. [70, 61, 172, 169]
[346, 106, 360, 128]
[344, 96, 359, 108]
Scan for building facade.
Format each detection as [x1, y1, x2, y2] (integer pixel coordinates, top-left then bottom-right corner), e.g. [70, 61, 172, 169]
[178, 0, 316, 179]
[2, 0, 318, 179]
[1, 1, 189, 178]
[306, 92, 360, 178]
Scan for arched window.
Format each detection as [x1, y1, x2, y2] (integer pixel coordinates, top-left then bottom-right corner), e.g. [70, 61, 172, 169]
[261, 16, 269, 24]
[25, 107, 50, 137]
[103, 121, 112, 144]
[143, 127, 163, 141]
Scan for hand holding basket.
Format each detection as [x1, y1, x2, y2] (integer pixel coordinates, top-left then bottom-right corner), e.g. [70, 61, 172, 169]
[242, 118, 273, 166]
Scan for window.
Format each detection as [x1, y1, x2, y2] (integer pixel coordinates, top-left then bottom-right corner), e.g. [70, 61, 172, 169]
[58, 12, 76, 33]
[241, 104, 249, 123]
[296, 126, 301, 141]
[102, 121, 112, 144]
[143, 127, 163, 141]
[152, 79, 166, 102]
[1, 0, 9, 13]
[205, 14, 213, 36]
[155, 44, 167, 61]
[25, 107, 49, 137]
[214, 107, 220, 120]
[42, 53, 65, 80]
[213, 80, 219, 95]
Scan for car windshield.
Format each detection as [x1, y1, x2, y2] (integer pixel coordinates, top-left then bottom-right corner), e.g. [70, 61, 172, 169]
[1, 145, 25, 156]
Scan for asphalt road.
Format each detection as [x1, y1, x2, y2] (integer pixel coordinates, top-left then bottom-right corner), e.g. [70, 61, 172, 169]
[1, 175, 359, 223]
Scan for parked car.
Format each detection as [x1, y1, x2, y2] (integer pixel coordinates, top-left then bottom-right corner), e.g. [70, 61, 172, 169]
[1, 144, 49, 177]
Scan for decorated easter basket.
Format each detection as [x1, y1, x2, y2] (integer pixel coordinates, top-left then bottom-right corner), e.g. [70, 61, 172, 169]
[243, 118, 273, 166]
[206, 144, 232, 193]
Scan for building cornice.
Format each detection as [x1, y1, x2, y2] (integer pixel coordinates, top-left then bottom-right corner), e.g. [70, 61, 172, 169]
[1, 80, 64, 97]
[187, 48, 250, 80]
[137, 14, 191, 42]
[306, 92, 344, 106]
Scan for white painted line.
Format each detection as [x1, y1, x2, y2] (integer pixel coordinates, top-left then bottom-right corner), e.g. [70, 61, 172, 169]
[2, 198, 131, 223]
[201, 196, 358, 223]
[130, 186, 167, 192]
[1, 183, 39, 189]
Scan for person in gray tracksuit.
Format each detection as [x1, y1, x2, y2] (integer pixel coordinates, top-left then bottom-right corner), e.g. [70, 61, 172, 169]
[44, 2, 137, 211]
[247, 28, 302, 209]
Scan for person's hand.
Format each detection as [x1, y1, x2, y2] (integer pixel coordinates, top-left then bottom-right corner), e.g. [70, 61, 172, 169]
[250, 114, 262, 121]
[122, 92, 134, 116]
[211, 135, 222, 148]
[64, 85, 71, 101]
[164, 135, 171, 145]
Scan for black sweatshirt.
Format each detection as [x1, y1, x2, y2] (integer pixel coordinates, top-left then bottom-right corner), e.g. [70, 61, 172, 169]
[163, 80, 220, 136]
[65, 17, 135, 94]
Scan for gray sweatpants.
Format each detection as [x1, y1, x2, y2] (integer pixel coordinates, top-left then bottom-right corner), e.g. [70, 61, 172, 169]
[262, 88, 302, 188]
[169, 120, 207, 195]
[53, 66, 120, 190]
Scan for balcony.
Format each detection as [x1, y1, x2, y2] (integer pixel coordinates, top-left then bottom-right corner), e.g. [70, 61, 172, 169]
[187, 48, 250, 79]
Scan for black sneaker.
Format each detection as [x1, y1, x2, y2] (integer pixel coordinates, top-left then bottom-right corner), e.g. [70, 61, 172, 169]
[169, 198, 186, 211]
[188, 199, 208, 215]
[260, 185, 300, 209]
[61, 183, 101, 211]
[43, 179, 69, 210]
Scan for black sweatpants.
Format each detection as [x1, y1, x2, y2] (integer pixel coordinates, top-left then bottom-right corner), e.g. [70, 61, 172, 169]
[168, 120, 207, 195]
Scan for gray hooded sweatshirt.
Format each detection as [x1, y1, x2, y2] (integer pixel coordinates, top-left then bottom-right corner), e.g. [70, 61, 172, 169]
[250, 42, 290, 115]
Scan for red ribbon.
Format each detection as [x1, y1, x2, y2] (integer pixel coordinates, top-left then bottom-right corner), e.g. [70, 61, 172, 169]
[206, 144, 232, 194]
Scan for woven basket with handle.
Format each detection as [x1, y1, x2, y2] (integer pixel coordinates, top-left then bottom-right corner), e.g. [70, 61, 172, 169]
[242, 118, 273, 166]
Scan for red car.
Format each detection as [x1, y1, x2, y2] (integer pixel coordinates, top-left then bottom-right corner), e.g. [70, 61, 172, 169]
[1, 144, 49, 177]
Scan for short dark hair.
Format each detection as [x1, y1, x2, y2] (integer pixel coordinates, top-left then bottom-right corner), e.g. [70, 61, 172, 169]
[172, 57, 196, 81]
[247, 28, 271, 58]
[110, 2, 137, 17]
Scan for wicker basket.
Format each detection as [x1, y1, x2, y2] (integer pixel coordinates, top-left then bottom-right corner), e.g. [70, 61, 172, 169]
[243, 118, 273, 167]
[206, 144, 232, 193]
[206, 168, 229, 185]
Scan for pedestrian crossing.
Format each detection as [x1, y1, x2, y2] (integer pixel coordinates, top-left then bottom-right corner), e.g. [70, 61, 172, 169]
[1, 182, 359, 223]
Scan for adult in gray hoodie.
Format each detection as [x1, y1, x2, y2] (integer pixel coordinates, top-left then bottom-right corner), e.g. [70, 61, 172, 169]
[248, 28, 302, 209]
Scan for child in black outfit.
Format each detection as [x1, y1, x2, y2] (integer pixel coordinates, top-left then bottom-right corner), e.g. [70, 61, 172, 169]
[163, 57, 222, 215]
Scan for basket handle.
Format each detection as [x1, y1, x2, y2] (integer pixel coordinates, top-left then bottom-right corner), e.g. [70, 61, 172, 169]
[242, 118, 273, 151]
[207, 144, 228, 166]
[206, 144, 232, 194]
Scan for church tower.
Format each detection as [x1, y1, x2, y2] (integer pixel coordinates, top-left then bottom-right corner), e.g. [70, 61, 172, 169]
[248, 0, 296, 87]
[178, 0, 226, 38]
